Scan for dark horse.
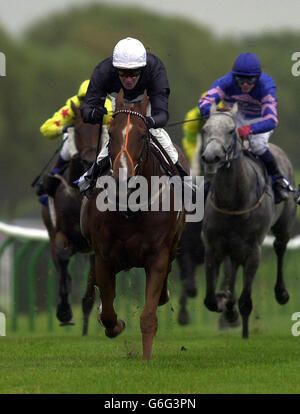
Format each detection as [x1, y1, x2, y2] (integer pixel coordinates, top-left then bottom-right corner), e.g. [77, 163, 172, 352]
[201, 103, 296, 338]
[80, 90, 189, 360]
[42, 102, 99, 334]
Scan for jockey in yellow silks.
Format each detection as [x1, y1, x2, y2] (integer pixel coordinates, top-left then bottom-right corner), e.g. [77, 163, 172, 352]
[40, 79, 112, 139]
[182, 92, 225, 163]
[36, 80, 113, 200]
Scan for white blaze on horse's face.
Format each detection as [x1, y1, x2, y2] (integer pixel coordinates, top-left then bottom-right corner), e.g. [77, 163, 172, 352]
[201, 106, 237, 177]
[119, 122, 133, 180]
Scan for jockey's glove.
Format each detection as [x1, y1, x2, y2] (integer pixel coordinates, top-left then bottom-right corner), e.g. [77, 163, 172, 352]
[90, 106, 108, 124]
[146, 116, 155, 129]
[238, 125, 252, 139]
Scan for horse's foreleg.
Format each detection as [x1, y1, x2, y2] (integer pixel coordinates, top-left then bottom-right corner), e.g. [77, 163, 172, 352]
[239, 247, 260, 338]
[204, 250, 222, 312]
[95, 254, 125, 338]
[52, 232, 74, 325]
[141, 249, 169, 360]
[177, 253, 197, 325]
[273, 238, 289, 305]
[82, 254, 96, 336]
[220, 258, 240, 327]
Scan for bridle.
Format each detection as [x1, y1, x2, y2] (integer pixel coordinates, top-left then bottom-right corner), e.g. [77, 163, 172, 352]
[111, 109, 150, 176]
[202, 112, 242, 168]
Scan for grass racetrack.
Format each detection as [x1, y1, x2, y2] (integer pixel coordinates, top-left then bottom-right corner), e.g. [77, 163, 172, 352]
[1, 247, 300, 394]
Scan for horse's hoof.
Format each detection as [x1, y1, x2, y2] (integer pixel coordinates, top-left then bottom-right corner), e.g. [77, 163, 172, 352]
[56, 304, 73, 323]
[275, 288, 289, 305]
[105, 320, 126, 338]
[219, 309, 240, 330]
[178, 308, 190, 326]
[186, 286, 197, 298]
[183, 280, 197, 298]
[204, 297, 219, 312]
[59, 318, 75, 326]
[158, 289, 170, 306]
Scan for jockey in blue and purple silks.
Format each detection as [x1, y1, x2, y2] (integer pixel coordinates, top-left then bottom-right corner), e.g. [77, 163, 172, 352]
[199, 52, 292, 203]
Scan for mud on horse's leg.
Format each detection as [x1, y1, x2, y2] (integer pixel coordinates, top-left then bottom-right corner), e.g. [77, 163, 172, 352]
[82, 254, 96, 336]
[238, 247, 260, 339]
[204, 249, 222, 312]
[53, 232, 74, 325]
[273, 238, 290, 305]
[141, 249, 169, 361]
[95, 254, 125, 338]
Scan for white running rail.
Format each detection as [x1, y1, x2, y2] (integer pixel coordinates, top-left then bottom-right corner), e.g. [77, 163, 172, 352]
[0, 220, 300, 249]
[0, 221, 49, 241]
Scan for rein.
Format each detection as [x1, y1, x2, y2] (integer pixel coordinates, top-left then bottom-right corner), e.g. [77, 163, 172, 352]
[208, 191, 266, 215]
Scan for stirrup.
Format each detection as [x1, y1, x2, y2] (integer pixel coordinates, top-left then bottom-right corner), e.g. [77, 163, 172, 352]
[294, 185, 300, 205]
[78, 160, 104, 196]
[273, 177, 290, 204]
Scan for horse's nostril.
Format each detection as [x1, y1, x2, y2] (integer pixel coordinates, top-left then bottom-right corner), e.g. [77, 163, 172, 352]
[201, 154, 221, 164]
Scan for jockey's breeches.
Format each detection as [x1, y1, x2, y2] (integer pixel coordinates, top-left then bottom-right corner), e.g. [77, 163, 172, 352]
[236, 112, 274, 156]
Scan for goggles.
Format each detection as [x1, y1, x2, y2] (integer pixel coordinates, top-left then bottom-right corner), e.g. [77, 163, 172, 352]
[234, 75, 258, 86]
[118, 69, 141, 78]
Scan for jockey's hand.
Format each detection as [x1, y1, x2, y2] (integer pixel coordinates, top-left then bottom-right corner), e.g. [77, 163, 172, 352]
[90, 106, 108, 124]
[146, 116, 155, 129]
[238, 125, 252, 139]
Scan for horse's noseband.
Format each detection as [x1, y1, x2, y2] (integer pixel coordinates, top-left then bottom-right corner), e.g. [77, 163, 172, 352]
[113, 109, 148, 126]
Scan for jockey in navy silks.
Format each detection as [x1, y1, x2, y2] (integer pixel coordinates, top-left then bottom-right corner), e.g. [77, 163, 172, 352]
[77, 37, 188, 194]
[199, 52, 293, 204]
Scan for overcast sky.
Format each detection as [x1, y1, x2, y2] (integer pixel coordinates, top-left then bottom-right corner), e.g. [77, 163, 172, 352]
[0, 0, 300, 38]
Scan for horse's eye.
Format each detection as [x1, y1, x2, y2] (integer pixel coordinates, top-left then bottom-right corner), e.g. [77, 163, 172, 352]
[229, 128, 235, 134]
[201, 128, 206, 135]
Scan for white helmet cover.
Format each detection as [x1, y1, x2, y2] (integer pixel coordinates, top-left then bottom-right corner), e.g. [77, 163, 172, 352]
[112, 37, 147, 69]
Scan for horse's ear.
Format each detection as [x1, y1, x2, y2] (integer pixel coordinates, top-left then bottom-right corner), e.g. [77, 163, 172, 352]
[230, 102, 239, 117]
[71, 100, 80, 118]
[140, 90, 148, 115]
[115, 89, 124, 110]
[210, 102, 217, 115]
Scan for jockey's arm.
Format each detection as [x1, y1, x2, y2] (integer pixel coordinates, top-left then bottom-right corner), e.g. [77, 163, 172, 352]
[249, 86, 278, 134]
[40, 95, 79, 139]
[80, 67, 108, 124]
[148, 89, 170, 128]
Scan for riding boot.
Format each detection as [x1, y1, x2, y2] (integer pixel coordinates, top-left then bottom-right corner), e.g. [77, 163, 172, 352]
[175, 161, 189, 178]
[259, 149, 291, 204]
[175, 161, 199, 197]
[35, 156, 69, 197]
[77, 156, 110, 196]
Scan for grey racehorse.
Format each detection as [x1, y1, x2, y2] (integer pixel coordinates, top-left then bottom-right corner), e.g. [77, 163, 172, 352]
[201, 103, 296, 338]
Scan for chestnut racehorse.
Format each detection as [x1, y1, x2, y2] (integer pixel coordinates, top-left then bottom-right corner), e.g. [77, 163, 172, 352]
[80, 90, 189, 360]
